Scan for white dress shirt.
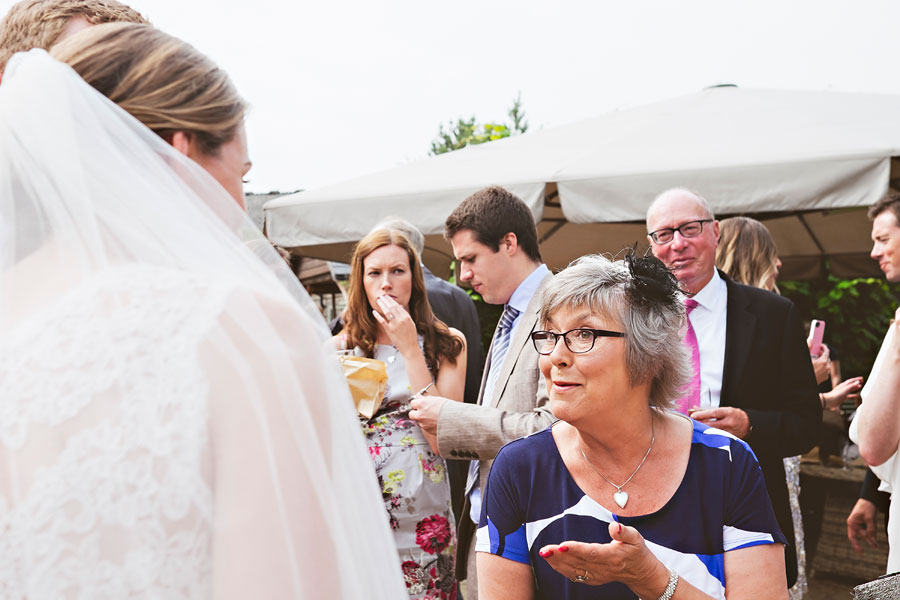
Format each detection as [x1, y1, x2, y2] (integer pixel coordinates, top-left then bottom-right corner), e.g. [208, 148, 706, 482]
[688, 270, 728, 408]
[482, 263, 550, 402]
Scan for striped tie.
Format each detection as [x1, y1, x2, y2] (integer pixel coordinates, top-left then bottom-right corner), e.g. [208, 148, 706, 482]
[483, 304, 521, 404]
[466, 303, 522, 514]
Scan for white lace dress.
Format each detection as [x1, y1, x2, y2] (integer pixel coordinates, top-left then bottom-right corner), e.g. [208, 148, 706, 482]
[0, 267, 228, 598]
[0, 262, 394, 598]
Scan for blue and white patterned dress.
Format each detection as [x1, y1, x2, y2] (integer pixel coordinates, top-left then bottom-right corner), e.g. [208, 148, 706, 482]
[476, 418, 786, 599]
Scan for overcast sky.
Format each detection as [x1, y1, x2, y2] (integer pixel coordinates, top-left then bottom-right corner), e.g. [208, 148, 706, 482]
[4, 0, 900, 194]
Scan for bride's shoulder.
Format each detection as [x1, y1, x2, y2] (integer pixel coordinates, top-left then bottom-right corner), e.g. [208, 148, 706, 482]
[213, 276, 329, 343]
[100, 264, 327, 344]
[103, 266, 306, 341]
[97, 264, 234, 318]
[4, 265, 231, 344]
[99, 264, 223, 294]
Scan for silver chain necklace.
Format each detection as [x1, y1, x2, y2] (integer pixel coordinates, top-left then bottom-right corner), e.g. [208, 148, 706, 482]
[579, 413, 655, 509]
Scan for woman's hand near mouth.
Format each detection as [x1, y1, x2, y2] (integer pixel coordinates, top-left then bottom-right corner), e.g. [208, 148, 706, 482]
[373, 294, 419, 358]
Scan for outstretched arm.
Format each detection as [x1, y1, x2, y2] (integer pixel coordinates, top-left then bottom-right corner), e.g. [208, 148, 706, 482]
[435, 364, 553, 459]
[539, 523, 787, 600]
[419, 328, 467, 452]
[411, 350, 555, 460]
[822, 377, 863, 411]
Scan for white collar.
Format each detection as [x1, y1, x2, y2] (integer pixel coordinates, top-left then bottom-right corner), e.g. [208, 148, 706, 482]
[508, 264, 550, 313]
[689, 269, 727, 311]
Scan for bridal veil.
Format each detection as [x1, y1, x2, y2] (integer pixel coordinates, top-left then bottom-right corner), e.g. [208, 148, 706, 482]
[0, 50, 404, 598]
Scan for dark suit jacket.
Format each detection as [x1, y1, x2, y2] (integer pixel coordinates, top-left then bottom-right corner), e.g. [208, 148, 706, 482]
[719, 271, 821, 586]
[422, 267, 484, 405]
[422, 267, 485, 527]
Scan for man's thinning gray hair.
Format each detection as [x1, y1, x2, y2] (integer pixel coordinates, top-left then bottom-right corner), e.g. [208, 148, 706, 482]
[539, 254, 692, 410]
[648, 187, 716, 221]
[371, 216, 425, 257]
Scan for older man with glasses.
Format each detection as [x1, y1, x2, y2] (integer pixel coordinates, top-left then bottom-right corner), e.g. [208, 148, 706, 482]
[645, 188, 821, 591]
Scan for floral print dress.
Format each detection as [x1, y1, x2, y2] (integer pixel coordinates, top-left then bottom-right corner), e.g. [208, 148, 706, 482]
[358, 343, 456, 599]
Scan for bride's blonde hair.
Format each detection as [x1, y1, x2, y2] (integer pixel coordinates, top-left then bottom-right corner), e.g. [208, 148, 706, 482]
[51, 22, 245, 157]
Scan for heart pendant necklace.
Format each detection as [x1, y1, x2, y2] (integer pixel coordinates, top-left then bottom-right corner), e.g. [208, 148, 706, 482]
[579, 412, 655, 510]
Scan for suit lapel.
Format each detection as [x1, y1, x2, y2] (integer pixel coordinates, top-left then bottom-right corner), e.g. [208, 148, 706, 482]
[475, 328, 495, 405]
[488, 310, 537, 408]
[487, 272, 553, 409]
[720, 272, 755, 407]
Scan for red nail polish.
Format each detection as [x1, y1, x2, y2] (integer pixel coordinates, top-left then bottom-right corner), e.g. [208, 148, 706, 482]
[542, 550, 553, 557]
[559, 546, 568, 552]
[618, 523, 622, 534]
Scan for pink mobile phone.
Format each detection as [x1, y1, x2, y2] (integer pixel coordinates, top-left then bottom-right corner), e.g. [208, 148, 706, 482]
[808, 320, 825, 357]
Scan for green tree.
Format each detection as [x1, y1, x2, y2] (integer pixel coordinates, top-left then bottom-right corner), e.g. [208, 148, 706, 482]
[430, 93, 529, 155]
[435, 95, 532, 347]
[780, 269, 900, 379]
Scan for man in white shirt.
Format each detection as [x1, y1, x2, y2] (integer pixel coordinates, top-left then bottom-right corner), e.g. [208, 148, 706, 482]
[851, 192, 900, 573]
[410, 186, 554, 598]
[646, 188, 821, 587]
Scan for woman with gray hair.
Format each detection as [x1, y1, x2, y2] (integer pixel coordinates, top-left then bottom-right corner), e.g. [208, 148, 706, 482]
[475, 254, 789, 599]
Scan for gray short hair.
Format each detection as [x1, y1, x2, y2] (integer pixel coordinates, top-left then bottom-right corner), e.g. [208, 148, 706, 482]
[539, 254, 692, 410]
[371, 216, 425, 256]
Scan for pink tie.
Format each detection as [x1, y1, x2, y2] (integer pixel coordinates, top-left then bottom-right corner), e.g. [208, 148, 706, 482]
[676, 298, 702, 416]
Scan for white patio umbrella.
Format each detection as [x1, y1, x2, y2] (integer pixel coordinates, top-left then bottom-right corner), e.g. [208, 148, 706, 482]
[265, 85, 900, 279]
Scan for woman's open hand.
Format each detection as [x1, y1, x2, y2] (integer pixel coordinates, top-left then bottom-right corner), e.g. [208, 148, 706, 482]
[538, 521, 670, 596]
[822, 377, 863, 410]
[372, 294, 419, 357]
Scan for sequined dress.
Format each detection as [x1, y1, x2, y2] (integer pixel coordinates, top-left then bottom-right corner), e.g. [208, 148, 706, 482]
[357, 343, 457, 599]
[785, 455, 807, 599]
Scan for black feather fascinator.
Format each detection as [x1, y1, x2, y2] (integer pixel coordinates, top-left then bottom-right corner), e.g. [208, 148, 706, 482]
[624, 250, 681, 310]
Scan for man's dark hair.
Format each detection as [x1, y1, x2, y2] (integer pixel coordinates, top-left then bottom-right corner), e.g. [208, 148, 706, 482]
[444, 185, 542, 263]
[868, 190, 900, 224]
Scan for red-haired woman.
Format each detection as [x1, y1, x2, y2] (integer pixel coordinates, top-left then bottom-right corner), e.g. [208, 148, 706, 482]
[337, 228, 467, 598]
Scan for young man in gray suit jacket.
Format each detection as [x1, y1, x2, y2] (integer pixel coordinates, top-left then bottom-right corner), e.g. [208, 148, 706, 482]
[410, 186, 555, 598]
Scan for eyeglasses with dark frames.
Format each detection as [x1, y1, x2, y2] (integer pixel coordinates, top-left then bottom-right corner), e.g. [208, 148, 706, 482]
[648, 219, 713, 244]
[530, 328, 625, 355]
